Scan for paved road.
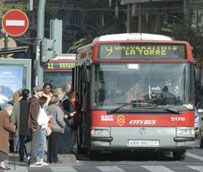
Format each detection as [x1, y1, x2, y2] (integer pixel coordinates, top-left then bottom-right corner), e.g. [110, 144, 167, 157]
[4, 141, 203, 172]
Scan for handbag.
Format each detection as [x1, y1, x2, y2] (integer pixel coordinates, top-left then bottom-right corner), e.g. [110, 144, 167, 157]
[67, 117, 75, 127]
[44, 120, 52, 136]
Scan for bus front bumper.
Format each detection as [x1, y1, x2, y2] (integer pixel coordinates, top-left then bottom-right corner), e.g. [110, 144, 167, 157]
[90, 127, 195, 151]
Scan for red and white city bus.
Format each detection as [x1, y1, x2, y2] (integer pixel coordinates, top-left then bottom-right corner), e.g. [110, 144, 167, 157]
[73, 33, 195, 160]
[43, 54, 75, 88]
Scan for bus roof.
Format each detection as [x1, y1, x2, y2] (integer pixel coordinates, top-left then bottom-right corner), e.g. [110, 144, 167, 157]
[93, 33, 173, 42]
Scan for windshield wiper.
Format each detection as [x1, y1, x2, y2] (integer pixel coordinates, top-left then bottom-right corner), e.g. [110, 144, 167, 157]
[107, 103, 131, 114]
[157, 106, 181, 114]
[107, 100, 153, 114]
[107, 100, 181, 114]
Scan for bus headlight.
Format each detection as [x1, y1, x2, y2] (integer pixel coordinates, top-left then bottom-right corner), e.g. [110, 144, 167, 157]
[177, 128, 195, 136]
[91, 129, 110, 136]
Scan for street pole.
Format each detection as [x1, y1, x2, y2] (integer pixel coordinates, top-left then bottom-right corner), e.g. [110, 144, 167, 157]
[149, 0, 153, 33]
[36, 0, 46, 86]
[127, 4, 130, 33]
[183, 0, 189, 31]
[4, 33, 8, 58]
[138, 4, 142, 33]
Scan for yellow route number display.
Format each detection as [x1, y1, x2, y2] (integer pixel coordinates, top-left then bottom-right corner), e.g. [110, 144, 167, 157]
[44, 62, 75, 70]
[98, 43, 186, 60]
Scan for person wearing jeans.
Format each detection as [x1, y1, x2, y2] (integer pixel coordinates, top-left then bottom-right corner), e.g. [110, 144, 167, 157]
[29, 126, 41, 166]
[27, 86, 43, 167]
[37, 96, 49, 165]
[37, 129, 47, 164]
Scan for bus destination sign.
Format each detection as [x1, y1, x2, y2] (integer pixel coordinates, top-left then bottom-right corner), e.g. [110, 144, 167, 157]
[44, 62, 75, 70]
[98, 43, 186, 60]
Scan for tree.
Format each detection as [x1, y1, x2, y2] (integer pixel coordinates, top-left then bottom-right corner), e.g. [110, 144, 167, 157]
[0, 2, 27, 18]
[158, 14, 203, 59]
[67, 0, 125, 53]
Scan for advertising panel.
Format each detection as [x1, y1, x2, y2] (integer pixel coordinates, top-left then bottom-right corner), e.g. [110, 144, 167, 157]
[0, 66, 23, 104]
[0, 59, 31, 106]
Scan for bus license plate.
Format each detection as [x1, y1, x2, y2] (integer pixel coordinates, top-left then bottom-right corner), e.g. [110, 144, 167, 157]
[127, 140, 160, 147]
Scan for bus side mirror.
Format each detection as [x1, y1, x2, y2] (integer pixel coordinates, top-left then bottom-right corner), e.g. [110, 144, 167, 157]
[82, 68, 90, 83]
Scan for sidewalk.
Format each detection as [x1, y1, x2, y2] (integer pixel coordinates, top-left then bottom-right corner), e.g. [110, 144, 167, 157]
[5, 152, 77, 172]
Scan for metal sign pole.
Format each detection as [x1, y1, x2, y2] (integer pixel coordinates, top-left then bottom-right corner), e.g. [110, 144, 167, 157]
[4, 33, 8, 58]
[13, 132, 16, 170]
[36, 0, 46, 86]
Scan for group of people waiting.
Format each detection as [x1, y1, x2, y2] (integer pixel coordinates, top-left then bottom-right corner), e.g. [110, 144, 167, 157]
[0, 83, 80, 169]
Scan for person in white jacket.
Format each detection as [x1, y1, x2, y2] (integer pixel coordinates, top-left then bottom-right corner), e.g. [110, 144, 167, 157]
[37, 96, 50, 165]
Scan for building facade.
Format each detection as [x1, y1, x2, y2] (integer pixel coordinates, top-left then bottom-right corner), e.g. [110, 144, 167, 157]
[120, 0, 196, 33]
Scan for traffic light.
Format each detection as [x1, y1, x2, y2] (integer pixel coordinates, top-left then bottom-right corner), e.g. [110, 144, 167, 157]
[40, 19, 62, 62]
[50, 19, 62, 55]
[41, 38, 56, 62]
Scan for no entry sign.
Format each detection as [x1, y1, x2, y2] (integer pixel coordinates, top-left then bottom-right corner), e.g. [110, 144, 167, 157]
[2, 9, 29, 37]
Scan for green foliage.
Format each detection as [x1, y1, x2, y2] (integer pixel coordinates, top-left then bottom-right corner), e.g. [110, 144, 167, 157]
[68, 23, 120, 53]
[68, 0, 124, 53]
[158, 15, 203, 59]
[68, 38, 89, 53]
[0, 2, 27, 18]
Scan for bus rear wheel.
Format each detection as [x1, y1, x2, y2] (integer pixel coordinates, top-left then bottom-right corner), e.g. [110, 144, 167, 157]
[173, 150, 186, 161]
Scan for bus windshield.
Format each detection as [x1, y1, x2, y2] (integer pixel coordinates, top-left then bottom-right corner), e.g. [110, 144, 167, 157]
[93, 63, 192, 110]
[44, 71, 72, 89]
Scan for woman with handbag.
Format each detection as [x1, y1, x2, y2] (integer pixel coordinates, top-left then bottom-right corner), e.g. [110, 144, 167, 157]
[47, 95, 65, 163]
[56, 87, 75, 154]
[60, 97, 76, 153]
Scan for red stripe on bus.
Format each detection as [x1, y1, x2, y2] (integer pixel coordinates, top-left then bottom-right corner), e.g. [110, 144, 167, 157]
[91, 110, 194, 127]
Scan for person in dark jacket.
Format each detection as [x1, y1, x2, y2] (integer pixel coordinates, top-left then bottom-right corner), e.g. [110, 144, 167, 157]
[27, 86, 43, 167]
[68, 91, 80, 152]
[47, 95, 65, 163]
[59, 84, 74, 154]
[0, 104, 15, 170]
[11, 89, 31, 162]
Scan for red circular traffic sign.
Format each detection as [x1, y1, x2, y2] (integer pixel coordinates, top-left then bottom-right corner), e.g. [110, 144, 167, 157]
[2, 9, 29, 37]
